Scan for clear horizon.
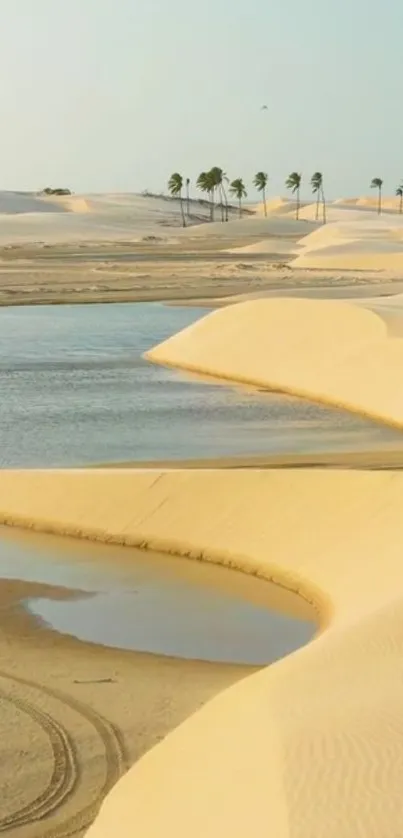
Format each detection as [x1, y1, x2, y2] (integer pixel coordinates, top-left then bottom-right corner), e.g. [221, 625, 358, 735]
[1, 0, 402, 199]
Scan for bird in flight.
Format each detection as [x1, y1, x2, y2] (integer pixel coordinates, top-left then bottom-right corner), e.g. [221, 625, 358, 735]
[261, 105, 268, 110]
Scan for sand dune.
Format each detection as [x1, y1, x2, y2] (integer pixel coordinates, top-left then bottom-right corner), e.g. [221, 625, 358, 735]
[146, 297, 403, 428]
[226, 238, 301, 255]
[1, 466, 403, 837]
[252, 196, 311, 216]
[243, 199, 403, 272]
[0, 190, 402, 271]
[178, 214, 313, 240]
[0, 191, 213, 245]
[0, 191, 67, 214]
[291, 215, 403, 271]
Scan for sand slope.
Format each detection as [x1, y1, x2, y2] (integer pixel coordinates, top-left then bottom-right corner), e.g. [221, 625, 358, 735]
[0, 191, 215, 245]
[292, 215, 403, 270]
[146, 297, 403, 428]
[1, 467, 403, 837]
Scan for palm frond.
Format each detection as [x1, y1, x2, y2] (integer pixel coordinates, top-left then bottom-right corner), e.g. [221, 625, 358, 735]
[311, 171, 323, 192]
[285, 172, 302, 193]
[253, 172, 268, 191]
[168, 172, 183, 196]
[229, 178, 247, 199]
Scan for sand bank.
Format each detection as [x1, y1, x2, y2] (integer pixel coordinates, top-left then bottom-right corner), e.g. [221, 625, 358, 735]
[0, 467, 403, 836]
[146, 297, 403, 429]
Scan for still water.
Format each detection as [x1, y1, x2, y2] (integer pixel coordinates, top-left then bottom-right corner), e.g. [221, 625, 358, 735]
[0, 527, 315, 665]
[0, 302, 399, 467]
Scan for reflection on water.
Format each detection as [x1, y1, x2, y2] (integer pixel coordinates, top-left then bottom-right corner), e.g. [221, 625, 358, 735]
[0, 302, 400, 467]
[0, 527, 315, 665]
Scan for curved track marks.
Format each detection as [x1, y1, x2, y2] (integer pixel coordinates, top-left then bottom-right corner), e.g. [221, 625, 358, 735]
[0, 671, 128, 836]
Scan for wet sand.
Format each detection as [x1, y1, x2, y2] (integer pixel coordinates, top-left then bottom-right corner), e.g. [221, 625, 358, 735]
[0, 242, 401, 308]
[97, 445, 403, 472]
[0, 575, 252, 838]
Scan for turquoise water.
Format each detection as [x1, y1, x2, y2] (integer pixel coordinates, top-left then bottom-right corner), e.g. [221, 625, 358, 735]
[0, 302, 399, 467]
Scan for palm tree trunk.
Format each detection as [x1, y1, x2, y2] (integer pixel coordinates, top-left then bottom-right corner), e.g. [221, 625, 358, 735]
[400, 195, 402, 214]
[179, 192, 186, 227]
[186, 183, 190, 217]
[239, 196, 242, 218]
[219, 186, 224, 222]
[210, 190, 215, 221]
[378, 187, 382, 215]
[315, 191, 320, 221]
[222, 184, 229, 221]
[321, 186, 327, 225]
[296, 187, 300, 221]
[263, 188, 267, 217]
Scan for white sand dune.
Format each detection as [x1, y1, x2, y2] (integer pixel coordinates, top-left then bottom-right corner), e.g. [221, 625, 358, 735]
[146, 297, 403, 428]
[1, 466, 403, 838]
[0, 191, 215, 245]
[252, 196, 311, 216]
[0, 191, 67, 214]
[291, 215, 403, 271]
[178, 214, 314, 240]
[226, 238, 300, 255]
[292, 205, 380, 223]
[0, 190, 402, 267]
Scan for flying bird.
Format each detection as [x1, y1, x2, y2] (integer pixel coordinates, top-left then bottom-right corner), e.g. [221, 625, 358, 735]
[261, 105, 268, 110]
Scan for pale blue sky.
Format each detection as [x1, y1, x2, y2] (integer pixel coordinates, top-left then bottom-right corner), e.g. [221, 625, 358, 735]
[0, 0, 401, 198]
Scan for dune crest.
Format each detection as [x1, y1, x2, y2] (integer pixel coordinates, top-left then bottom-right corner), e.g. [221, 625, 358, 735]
[146, 297, 403, 428]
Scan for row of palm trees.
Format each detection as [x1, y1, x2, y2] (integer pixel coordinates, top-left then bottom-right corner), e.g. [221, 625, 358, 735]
[168, 170, 403, 227]
[370, 178, 403, 215]
[168, 169, 326, 226]
[284, 172, 326, 223]
[168, 168, 247, 226]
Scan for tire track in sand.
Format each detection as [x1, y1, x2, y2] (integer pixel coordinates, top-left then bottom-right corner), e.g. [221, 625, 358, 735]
[0, 688, 77, 831]
[0, 671, 128, 836]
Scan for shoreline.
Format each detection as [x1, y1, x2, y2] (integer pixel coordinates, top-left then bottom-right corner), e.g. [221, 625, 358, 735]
[94, 445, 403, 472]
[0, 573, 251, 837]
[0, 274, 401, 309]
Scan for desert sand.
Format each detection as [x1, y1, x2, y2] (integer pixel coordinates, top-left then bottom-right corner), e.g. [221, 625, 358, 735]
[1, 466, 403, 837]
[0, 528, 252, 838]
[3, 193, 403, 838]
[0, 191, 403, 307]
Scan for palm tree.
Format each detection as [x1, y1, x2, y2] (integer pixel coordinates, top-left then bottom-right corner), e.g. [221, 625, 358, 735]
[207, 167, 229, 222]
[196, 171, 216, 220]
[285, 172, 302, 219]
[185, 178, 190, 218]
[311, 172, 323, 221]
[229, 178, 247, 218]
[253, 172, 268, 216]
[396, 183, 403, 214]
[310, 172, 326, 225]
[168, 172, 186, 226]
[370, 177, 383, 215]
